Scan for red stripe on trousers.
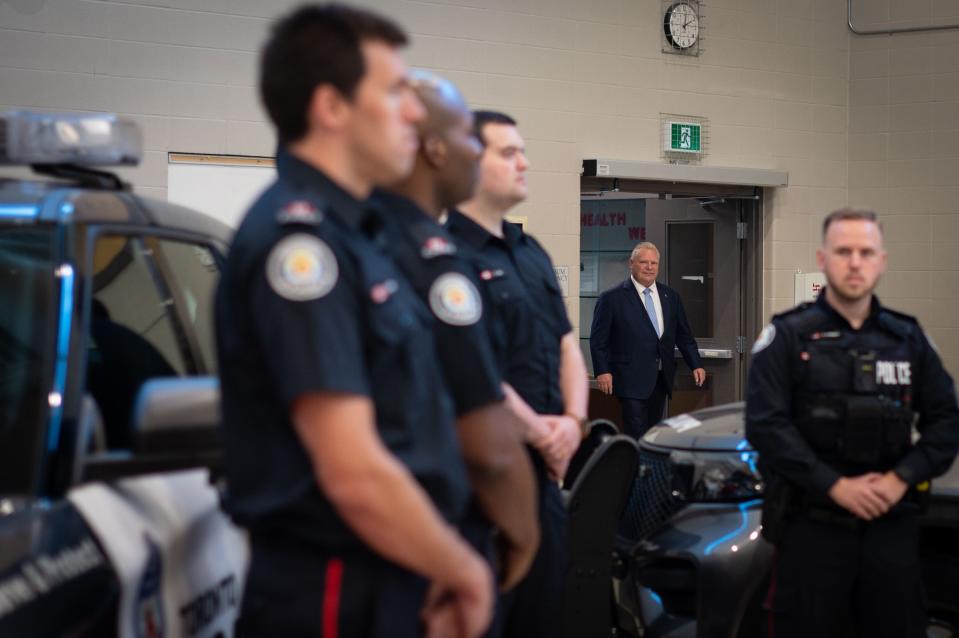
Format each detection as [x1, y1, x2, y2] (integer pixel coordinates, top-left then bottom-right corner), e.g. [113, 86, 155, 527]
[322, 558, 344, 638]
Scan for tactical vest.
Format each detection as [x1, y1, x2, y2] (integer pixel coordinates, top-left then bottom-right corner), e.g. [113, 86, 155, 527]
[783, 305, 916, 468]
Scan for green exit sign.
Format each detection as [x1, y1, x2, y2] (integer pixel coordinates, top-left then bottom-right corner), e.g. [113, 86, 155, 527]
[669, 121, 701, 153]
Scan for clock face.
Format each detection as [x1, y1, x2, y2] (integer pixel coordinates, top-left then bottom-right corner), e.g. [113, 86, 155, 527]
[665, 2, 699, 50]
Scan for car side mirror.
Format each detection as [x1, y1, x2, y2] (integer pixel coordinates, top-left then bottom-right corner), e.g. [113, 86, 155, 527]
[133, 376, 221, 455]
[80, 376, 223, 482]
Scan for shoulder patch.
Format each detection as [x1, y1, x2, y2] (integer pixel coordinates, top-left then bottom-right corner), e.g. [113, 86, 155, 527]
[751, 323, 777, 354]
[276, 200, 324, 226]
[421, 236, 457, 259]
[266, 233, 338, 301]
[428, 272, 482, 326]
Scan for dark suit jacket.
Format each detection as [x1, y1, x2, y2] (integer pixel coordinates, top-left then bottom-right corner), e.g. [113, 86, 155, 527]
[589, 279, 702, 400]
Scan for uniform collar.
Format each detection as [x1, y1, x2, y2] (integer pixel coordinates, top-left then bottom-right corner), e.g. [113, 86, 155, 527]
[373, 189, 428, 223]
[276, 147, 377, 233]
[446, 208, 524, 249]
[815, 288, 883, 330]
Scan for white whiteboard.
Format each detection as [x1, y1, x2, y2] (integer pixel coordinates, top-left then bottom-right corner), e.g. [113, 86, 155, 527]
[167, 155, 276, 228]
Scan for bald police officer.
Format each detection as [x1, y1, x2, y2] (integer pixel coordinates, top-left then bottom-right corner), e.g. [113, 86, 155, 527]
[746, 208, 959, 637]
[375, 72, 541, 635]
[216, 6, 491, 637]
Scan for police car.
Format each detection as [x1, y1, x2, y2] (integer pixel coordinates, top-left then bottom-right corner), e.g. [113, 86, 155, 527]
[612, 402, 959, 638]
[0, 111, 247, 637]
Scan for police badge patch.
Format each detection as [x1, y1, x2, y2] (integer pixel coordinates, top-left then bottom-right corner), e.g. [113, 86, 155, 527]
[428, 273, 482, 326]
[266, 233, 338, 301]
[751, 324, 776, 354]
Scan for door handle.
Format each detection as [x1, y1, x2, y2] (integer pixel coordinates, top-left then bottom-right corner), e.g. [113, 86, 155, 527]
[673, 347, 733, 359]
[681, 275, 704, 284]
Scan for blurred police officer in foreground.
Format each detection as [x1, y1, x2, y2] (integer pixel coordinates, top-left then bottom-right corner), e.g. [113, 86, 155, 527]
[447, 111, 589, 638]
[215, 5, 492, 637]
[746, 208, 959, 637]
[374, 71, 539, 601]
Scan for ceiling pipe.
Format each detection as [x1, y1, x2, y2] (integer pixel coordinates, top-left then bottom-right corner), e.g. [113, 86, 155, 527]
[848, 0, 959, 35]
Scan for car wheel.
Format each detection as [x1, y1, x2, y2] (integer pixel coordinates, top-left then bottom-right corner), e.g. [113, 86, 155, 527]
[927, 611, 959, 638]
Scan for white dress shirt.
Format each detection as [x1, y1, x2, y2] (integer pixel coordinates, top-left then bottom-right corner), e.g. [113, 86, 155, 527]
[631, 276, 664, 339]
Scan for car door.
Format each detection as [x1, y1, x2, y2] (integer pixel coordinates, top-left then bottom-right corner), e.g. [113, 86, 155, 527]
[81, 227, 223, 452]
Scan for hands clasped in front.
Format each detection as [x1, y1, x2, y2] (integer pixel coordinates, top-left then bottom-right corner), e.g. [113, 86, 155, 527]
[827, 471, 909, 520]
[527, 414, 581, 481]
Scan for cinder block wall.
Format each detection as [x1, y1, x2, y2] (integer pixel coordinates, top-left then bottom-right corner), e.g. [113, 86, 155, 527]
[847, 0, 959, 373]
[1, 0, 956, 372]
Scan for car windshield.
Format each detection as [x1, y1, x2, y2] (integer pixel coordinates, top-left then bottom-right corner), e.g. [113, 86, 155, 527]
[0, 225, 57, 496]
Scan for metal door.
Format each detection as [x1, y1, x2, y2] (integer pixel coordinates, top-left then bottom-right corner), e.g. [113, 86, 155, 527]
[645, 198, 743, 415]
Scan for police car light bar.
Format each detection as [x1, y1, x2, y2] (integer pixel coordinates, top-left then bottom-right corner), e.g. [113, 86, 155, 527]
[0, 111, 142, 166]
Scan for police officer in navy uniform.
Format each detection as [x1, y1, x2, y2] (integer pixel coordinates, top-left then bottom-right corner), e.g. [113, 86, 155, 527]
[374, 71, 539, 609]
[447, 111, 588, 638]
[746, 208, 959, 638]
[216, 6, 492, 637]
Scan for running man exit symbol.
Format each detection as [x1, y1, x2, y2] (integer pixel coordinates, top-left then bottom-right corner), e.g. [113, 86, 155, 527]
[668, 121, 701, 153]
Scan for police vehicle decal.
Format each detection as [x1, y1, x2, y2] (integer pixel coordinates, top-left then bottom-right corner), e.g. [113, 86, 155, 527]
[136, 536, 165, 638]
[266, 233, 338, 302]
[68, 470, 249, 638]
[751, 324, 776, 354]
[428, 272, 482, 326]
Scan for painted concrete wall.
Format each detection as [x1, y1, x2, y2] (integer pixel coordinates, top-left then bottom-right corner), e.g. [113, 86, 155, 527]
[1, 0, 956, 371]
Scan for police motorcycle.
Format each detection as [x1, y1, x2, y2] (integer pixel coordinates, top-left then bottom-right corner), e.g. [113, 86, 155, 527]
[0, 111, 247, 637]
[565, 404, 959, 638]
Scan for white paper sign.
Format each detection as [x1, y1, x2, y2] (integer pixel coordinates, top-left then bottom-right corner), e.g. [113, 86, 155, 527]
[794, 272, 826, 305]
[662, 414, 702, 432]
[554, 266, 569, 297]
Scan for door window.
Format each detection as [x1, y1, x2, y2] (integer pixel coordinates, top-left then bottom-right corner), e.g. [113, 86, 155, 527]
[85, 234, 220, 449]
[0, 226, 57, 495]
[147, 238, 219, 373]
[579, 197, 649, 375]
[667, 222, 713, 338]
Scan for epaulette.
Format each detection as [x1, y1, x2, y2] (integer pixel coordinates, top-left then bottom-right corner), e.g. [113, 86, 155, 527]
[407, 218, 458, 260]
[774, 302, 830, 335]
[877, 307, 917, 339]
[275, 198, 325, 226]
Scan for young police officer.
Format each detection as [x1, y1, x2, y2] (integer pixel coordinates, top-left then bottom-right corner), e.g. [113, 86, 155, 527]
[216, 6, 491, 637]
[746, 208, 959, 637]
[447, 111, 589, 638]
[374, 71, 540, 596]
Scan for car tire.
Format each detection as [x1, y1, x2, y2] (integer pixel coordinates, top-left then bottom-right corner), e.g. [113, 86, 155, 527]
[927, 610, 959, 638]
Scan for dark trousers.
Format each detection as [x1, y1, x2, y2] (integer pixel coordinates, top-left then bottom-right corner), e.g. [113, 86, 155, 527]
[237, 536, 428, 638]
[763, 506, 925, 638]
[619, 373, 668, 439]
[500, 470, 568, 638]
[460, 505, 502, 638]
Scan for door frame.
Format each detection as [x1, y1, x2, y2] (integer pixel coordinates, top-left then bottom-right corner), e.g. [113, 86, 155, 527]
[580, 177, 766, 402]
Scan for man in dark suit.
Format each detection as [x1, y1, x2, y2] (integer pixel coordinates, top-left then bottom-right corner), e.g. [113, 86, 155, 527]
[590, 241, 706, 438]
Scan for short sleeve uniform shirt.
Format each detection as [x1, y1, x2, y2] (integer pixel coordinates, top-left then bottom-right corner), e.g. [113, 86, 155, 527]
[216, 150, 469, 551]
[446, 210, 572, 415]
[374, 191, 504, 416]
